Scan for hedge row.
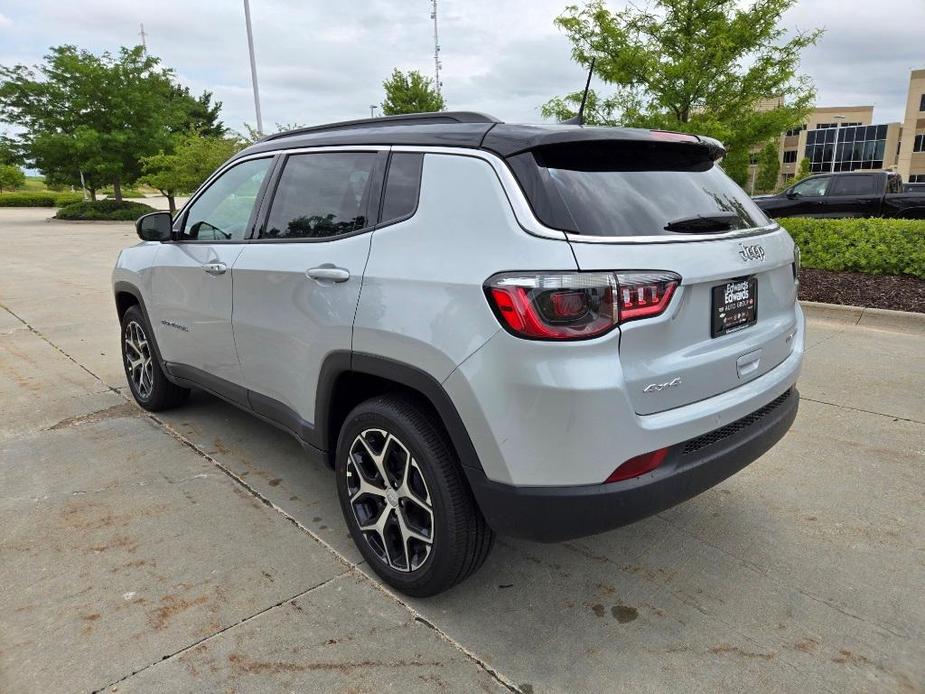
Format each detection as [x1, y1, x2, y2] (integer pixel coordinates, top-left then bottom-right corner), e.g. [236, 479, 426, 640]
[0, 191, 84, 207]
[781, 217, 925, 280]
[54, 200, 156, 221]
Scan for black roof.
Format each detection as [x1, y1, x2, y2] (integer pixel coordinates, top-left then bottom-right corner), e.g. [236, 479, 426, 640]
[235, 111, 725, 161]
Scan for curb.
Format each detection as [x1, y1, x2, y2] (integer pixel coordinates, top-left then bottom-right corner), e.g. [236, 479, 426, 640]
[46, 217, 137, 225]
[801, 300, 925, 336]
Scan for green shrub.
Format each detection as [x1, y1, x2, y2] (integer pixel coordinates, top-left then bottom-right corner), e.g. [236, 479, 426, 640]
[0, 191, 83, 207]
[54, 199, 155, 221]
[780, 217, 925, 280]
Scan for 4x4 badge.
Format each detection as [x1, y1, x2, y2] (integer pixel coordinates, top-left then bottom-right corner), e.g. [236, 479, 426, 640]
[738, 243, 766, 262]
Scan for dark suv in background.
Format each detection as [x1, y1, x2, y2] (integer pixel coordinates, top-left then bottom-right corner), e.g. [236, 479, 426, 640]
[754, 171, 925, 219]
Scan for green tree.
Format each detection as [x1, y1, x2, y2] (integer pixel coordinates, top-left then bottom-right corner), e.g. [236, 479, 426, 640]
[541, 0, 820, 158]
[381, 69, 445, 115]
[169, 86, 226, 137]
[0, 133, 22, 166]
[141, 133, 242, 213]
[722, 148, 750, 187]
[755, 142, 780, 192]
[0, 45, 195, 201]
[793, 157, 812, 183]
[0, 164, 25, 192]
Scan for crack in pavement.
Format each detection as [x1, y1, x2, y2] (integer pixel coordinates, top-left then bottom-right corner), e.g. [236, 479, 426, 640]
[90, 572, 348, 693]
[801, 395, 924, 425]
[0, 302, 521, 693]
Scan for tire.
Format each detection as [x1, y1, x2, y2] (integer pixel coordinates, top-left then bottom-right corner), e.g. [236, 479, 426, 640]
[335, 393, 494, 597]
[120, 305, 189, 411]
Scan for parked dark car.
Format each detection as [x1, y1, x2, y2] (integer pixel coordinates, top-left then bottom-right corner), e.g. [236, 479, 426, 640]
[753, 171, 925, 219]
[905, 182, 925, 194]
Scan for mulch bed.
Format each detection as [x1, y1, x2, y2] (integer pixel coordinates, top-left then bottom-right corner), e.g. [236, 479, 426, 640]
[798, 268, 925, 313]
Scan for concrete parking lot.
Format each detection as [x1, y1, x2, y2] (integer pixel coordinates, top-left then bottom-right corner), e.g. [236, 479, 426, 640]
[1, 206, 923, 693]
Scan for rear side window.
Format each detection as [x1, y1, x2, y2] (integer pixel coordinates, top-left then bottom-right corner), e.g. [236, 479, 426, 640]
[828, 175, 876, 196]
[262, 152, 378, 239]
[507, 141, 769, 237]
[380, 152, 424, 224]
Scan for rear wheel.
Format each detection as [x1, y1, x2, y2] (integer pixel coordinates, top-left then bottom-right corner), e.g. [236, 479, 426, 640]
[335, 394, 493, 597]
[121, 305, 189, 411]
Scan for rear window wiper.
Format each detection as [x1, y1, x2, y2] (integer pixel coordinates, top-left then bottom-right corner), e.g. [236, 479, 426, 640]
[664, 212, 741, 233]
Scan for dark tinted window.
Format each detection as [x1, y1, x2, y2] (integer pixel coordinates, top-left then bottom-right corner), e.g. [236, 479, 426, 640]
[507, 141, 769, 237]
[828, 175, 877, 196]
[182, 158, 271, 241]
[262, 153, 377, 239]
[783, 150, 797, 163]
[380, 153, 424, 223]
[920, 94, 925, 112]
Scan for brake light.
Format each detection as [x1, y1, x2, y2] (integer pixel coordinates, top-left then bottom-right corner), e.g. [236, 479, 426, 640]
[605, 447, 669, 483]
[485, 271, 680, 340]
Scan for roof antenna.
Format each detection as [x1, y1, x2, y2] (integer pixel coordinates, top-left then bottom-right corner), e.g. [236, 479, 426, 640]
[562, 57, 595, 126]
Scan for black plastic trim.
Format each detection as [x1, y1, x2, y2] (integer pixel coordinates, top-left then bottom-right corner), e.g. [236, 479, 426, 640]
[112, 282, 168, 373]
[166, 363, 249, 408]
[315, 352, 485, 473]
[465, 387, 799, 542]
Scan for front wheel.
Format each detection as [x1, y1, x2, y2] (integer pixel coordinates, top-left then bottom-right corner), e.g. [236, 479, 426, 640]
[335, 394, 494, 597]
[121, 305, 189, 411]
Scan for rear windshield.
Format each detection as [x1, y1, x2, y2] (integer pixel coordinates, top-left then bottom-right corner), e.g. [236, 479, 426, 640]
[507, 141, 770, 237]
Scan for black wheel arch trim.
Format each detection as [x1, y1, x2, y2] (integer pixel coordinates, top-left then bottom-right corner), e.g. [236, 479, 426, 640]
[316, 351, 486, 474]
[113, 281, 170, 373]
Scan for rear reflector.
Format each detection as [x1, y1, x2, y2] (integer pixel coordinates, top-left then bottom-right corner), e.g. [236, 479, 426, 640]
[605, 447, 670, 483]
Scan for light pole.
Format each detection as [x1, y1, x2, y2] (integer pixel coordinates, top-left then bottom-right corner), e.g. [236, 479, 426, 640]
[829, 114, 845, 173]
[243, 0, 263, 136]
[369, 105, 378, 118]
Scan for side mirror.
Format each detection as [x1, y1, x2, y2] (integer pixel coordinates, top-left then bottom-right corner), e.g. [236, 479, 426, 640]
[786, 190, 800, 199]
[136, 211, 173, 242]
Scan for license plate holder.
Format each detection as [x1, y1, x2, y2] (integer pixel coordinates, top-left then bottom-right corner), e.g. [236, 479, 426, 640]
[711, 276, 758, 338]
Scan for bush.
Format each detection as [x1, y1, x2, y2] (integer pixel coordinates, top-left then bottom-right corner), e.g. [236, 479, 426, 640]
[54, 199, 156, 221]
[0, 191, 83, 207]
[781, 217, 925, 280]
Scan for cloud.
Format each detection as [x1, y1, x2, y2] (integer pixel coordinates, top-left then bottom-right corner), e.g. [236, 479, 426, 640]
[0, 0, 922, 132]
[0, 12, 13, 28]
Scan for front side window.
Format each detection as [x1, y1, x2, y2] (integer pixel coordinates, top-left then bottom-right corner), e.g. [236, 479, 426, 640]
[791, 176, 830, 197]
[181, 158, 271, 241]
[261, 152, 378, 239]
[828, 175, 876, 196]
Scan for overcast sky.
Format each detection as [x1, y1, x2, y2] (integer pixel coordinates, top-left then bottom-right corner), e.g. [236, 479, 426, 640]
[0, 0, 923, 135]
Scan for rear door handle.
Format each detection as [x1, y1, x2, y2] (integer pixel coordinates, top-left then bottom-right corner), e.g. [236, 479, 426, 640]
[202, 262, 227, 275]
[306, 265, 350, 283]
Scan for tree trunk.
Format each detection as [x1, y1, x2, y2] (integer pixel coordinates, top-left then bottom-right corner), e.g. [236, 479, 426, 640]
[113, 176, 123, 202]
[88, 187, 97, 201]
[167, 193, 176, 215]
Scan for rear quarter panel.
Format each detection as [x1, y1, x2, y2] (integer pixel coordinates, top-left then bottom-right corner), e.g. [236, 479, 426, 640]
[353, 152, 577, 381]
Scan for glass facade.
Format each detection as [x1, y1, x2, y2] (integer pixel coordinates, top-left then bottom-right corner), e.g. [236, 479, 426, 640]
[804, 124, 888, 173]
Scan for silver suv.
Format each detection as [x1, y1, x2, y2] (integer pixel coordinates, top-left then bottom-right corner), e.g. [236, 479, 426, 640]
[113, 112, 803, 596]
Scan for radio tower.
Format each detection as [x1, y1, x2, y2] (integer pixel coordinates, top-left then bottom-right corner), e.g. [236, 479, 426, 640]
[430, 0, 442, 98]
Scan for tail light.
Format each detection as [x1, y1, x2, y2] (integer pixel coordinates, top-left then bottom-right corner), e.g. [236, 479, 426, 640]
[485, 271, 680, 341]
[792, 244, 801, 281]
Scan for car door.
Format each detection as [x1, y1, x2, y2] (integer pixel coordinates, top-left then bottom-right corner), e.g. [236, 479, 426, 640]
[149, 156, 274, 393]
[819, 174, 879, 217]
[786, 175, 831, 216]
[231, 148, 387, 440]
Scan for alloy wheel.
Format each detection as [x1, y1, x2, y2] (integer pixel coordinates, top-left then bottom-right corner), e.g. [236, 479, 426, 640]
[124, 320, 154, 400]
[345, 428, 435, 572]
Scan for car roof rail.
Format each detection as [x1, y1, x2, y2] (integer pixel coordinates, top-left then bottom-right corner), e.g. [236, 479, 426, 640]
[260, 111, 502, 142]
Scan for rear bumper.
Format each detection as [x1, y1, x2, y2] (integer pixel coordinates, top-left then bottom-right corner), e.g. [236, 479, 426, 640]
[465, 387, 799, 542]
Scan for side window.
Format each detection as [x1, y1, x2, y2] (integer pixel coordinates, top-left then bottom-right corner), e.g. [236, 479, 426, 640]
[791, 176, 830, 197]
[181, 158, 271, 241]
[828, 175, 875, 196]
[380, 153, 424, 224]
[261, 152, 378, 239]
